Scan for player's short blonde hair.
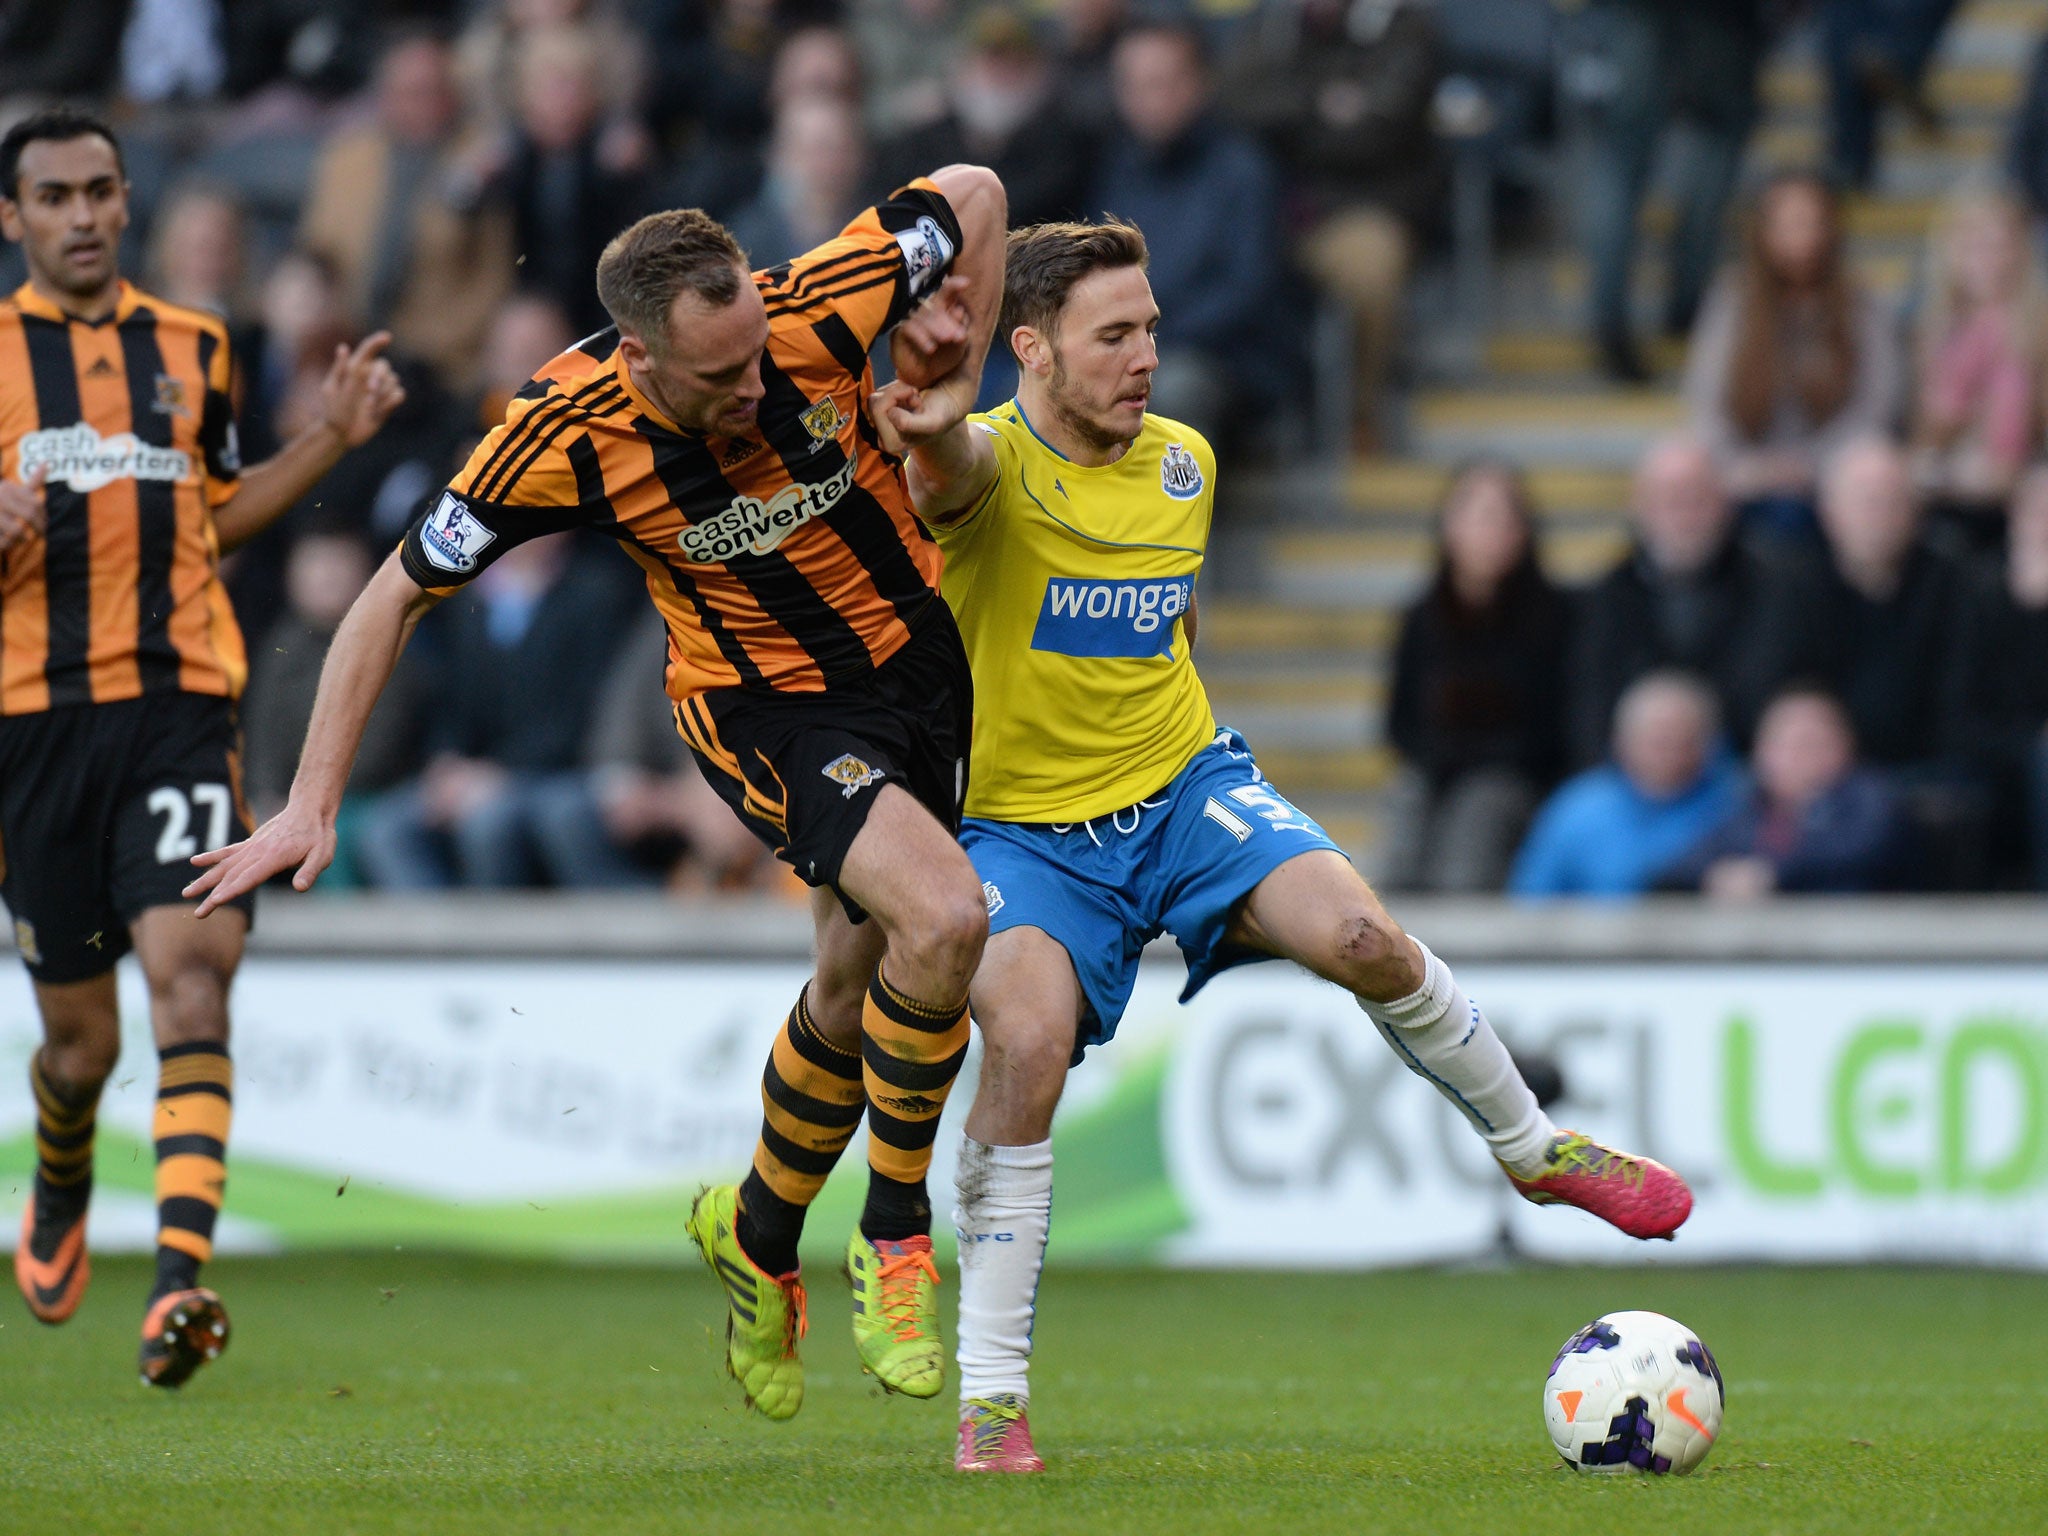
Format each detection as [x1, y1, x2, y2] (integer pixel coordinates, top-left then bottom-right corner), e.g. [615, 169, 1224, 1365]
[596, 210, 748, 355]
[1000, 220, 1149, 357]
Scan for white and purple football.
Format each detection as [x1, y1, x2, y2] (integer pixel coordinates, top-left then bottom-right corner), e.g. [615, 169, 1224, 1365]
[1544, 1309, 1725, 1475]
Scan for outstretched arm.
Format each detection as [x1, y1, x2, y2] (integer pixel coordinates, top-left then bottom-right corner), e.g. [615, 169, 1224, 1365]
[213, 333, 406, 552]
[185, 550, 439, 911]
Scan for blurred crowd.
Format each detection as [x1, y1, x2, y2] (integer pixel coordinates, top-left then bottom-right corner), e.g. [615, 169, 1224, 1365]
[7, 0, 2048, 896]
[1383, 427, 2048, 900]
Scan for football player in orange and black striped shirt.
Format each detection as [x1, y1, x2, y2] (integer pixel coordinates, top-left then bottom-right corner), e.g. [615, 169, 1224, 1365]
[193, 166, 1009, 1417]
[0, 108, 404, 1388]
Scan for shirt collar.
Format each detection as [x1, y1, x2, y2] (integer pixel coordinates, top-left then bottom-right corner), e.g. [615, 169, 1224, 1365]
[10, 278, 139, 325]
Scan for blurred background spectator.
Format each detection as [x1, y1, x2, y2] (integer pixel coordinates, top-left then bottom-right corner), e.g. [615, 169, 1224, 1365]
[573, 612, 788, 892]
[298, 27, 514, 390]
[1821, 0, 1962, 189]
[1510, 670, 1743, 899]
[1947, 464, 2048, 890]
[354, 536, 636, 890]
[1228, 0, 1442, 454]
[728, 94, 871, 268]
[1659, 683, 1916, 897]
[1379, 461, 1567, 893]
[1683, 171, 1903, 545]
[1574, 0, 1768, 383]
[1094, 19, 1286, 447]
[1799, 436, 1973, 770]
[492, 22, 652, 335]
[1910, 189, 2048, 545]
[1566, 436, 1801, 768]
[242, 517, 431, 887]
[146, 181, 255, 333]
[873, 9, 1092, 233]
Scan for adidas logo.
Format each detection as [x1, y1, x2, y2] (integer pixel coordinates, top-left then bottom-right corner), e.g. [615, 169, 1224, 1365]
[720, 437, 763, 469]
[85, 357, 116, 378]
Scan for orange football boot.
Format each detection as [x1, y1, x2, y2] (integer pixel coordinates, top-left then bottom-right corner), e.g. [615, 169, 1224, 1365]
[138, 1287, 230, 1389]
[15, 1193, 90, 1324]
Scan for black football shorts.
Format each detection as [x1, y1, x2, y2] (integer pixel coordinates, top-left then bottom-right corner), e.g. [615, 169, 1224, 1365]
[675, 601, 973, 920]
[0, 692, 256, 983]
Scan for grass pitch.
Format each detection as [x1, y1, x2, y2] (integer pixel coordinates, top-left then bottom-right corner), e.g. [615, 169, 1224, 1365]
[3, 1256, 2043, 1536]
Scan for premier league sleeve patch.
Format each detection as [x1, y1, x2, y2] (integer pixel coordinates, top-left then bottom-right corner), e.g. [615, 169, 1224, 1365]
[896, 214, 958, 303]
[418, 491, 499, 574]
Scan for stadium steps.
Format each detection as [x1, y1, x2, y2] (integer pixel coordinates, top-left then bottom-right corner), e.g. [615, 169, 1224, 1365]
[1202, 0, 2038, 865]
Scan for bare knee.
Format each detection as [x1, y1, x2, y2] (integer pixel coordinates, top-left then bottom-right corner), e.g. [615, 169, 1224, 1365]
[1332, 910, 1420, 1001]
[888, 881, 988, 1001]
[35, 981, 122, 1092]
[148, 957, 234, 1049]
[40, 1018, 120, 1092]
[968, 1016, 1071, 1144]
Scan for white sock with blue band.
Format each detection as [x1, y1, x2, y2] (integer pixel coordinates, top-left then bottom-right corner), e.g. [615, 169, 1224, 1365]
[953, 1135, 1053, 1405]
[1358, 939, 1556, 1179]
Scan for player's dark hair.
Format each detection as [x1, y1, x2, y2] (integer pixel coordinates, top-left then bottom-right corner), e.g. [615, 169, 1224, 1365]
[0, 107, 125, 200]
[1000, 220, 1150, 358]
[596, 210, 749, 354]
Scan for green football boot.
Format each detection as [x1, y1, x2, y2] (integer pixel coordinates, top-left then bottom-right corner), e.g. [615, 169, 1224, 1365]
[846, 1230, 944, 1398]
[687, 1185, 807, 1420]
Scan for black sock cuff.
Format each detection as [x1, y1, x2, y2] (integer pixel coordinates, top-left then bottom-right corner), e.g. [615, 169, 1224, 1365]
[860, 1172, 932, 1242]
[158, 1041, 231, 1063]
[790, 986, 861, 1069]
[869, 970, 967, 1031]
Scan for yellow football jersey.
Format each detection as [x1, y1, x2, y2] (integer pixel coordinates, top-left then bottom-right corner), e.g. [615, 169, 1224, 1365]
[932, 400, 1218, 821]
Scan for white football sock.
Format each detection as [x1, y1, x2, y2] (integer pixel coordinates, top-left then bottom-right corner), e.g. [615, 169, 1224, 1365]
[1358, 939, 1556, 1178]
[953, 1135, 1053, 1405]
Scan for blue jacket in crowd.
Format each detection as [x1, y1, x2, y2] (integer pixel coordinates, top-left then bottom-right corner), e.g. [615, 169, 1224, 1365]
[1508, 754, 1746, 899]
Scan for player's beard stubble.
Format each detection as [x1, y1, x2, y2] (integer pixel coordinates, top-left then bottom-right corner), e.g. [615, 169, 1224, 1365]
[1045, 353, 1141, 460]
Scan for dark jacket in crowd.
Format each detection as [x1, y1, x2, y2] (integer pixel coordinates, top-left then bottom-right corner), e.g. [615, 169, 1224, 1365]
[1090, 114, 1288, 400]
[426, 550, 635, 772]
[1225, 0, 1446, 233]
[876, 110, 1095, 232]
[1566, 539, 1802, 767]
[1790, 544, 1972, 769]
[1388, 565, 1570, 789]
[0, 0, 129, 98]
[498, 135, 648, 336]
[1947, 576, 2048, 773]
[244, 615, 429, 811]
[1657, 768, 1916, 893]
[1944, 573, 2048, 880]
[2007, 33, 2048, 220]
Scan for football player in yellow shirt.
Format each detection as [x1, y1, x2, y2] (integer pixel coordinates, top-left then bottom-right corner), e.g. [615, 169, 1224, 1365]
[871, 221, 1695, 1474]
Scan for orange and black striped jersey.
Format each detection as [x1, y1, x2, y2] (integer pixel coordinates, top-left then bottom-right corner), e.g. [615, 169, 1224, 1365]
[0, 281, 245, 716]
[398, 182, 963, 701]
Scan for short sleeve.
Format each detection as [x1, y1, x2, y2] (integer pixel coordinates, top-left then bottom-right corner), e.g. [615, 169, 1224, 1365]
[399, 401, 605, 592]
[198, 325, 241, 508]
[760, 180, 963, 353]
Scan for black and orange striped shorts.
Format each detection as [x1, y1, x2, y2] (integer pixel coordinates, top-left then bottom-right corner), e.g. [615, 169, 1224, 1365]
[673, 602, 973, 920]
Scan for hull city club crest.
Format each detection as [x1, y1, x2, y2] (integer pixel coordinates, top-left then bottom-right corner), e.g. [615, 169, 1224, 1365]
[800, 397, 846, 443]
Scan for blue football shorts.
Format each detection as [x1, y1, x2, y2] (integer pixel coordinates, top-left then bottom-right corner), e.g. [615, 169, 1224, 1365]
[958, 727, 1347, 1059]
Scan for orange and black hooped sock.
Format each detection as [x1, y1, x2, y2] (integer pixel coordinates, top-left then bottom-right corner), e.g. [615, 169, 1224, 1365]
[28, 1050, 97, 1243]
[151, 1043, 232, 1301]
[736, 987, 865, 1276]
[860, 969, 971, 1242]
